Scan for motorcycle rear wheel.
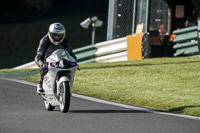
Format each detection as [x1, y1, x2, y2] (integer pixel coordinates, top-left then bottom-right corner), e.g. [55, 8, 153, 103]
[59, 81, 70, 113]
[44, 100, 55, 111]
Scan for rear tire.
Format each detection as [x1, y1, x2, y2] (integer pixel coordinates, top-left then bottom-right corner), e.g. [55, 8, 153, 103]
[44, 100, 55, 111]
[59, 81, 70, 113]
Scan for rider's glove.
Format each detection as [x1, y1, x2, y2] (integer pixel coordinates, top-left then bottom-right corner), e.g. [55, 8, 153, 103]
[42, 63, 48, 74]
[39, 60, 44, 70]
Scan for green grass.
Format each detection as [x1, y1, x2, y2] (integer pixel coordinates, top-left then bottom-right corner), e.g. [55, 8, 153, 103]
[79, 56, 200, 69]
[0, 68, 38, 73]
[1, 57, 200, 116]
[0, 69, 39, 79]
[73, 57, 200, 116]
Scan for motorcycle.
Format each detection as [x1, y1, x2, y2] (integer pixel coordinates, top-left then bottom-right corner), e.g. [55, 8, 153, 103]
[40, 49, 78, 113]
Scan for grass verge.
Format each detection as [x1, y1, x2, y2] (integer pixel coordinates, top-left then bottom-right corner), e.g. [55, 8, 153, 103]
[0, 57, 200, 116]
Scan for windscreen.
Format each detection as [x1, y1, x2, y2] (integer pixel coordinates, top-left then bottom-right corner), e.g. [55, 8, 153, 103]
[47, 49, 70, 62]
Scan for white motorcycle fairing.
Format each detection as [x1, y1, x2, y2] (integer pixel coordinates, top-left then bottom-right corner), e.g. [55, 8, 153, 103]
[41, 49, 78, 113]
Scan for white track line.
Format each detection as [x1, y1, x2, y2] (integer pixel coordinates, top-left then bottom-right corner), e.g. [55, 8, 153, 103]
[4, 78, 200, 121]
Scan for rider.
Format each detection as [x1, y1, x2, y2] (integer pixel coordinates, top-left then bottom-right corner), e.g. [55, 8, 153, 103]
[35, 22, 77, 95]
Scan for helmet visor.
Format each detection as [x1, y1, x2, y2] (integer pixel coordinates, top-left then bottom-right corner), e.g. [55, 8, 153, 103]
[50, 33, 64, 42]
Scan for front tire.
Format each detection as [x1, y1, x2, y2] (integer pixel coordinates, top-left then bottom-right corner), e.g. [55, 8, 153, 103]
[44, 100, 55, 111]
[59, 81, 70, 113]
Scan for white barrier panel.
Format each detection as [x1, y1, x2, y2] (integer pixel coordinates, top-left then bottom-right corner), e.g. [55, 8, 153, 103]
[13, 61, 38, 69]
[95, 37, 127, 57]
[95, 51, 127, 63]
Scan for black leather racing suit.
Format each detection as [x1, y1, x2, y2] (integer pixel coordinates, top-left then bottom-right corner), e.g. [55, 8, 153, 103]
[35, 34, 77, 68]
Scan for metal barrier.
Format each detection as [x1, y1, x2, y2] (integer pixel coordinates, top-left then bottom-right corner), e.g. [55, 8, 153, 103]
[173, 26, 198, 56]
[73, 37, 127, 63]
[74, 33, 149, 63]
[95, 37, 127, 62]
[73, 45, 97, 64]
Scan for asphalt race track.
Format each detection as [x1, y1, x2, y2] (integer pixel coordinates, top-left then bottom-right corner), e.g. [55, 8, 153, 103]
[0, 78, 200, 133]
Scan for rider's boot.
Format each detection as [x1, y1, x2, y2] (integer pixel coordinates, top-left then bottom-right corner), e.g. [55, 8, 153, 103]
[37, 80, 44, 95]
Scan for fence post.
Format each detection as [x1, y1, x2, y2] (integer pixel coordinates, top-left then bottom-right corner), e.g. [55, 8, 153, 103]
[143, 33, 149, 58]
[198, 18, 200, 54]
[107, 0, 117, 41]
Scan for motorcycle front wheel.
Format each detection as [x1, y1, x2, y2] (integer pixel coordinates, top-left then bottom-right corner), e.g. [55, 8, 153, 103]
[44, 100, 55, 111]
[59, 81, 70, 113]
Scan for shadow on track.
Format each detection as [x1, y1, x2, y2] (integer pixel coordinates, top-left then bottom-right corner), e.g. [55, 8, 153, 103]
[168, 105, 200, 113]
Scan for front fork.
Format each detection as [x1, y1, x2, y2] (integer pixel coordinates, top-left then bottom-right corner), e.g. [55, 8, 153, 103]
[56, 76, 70, 96]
